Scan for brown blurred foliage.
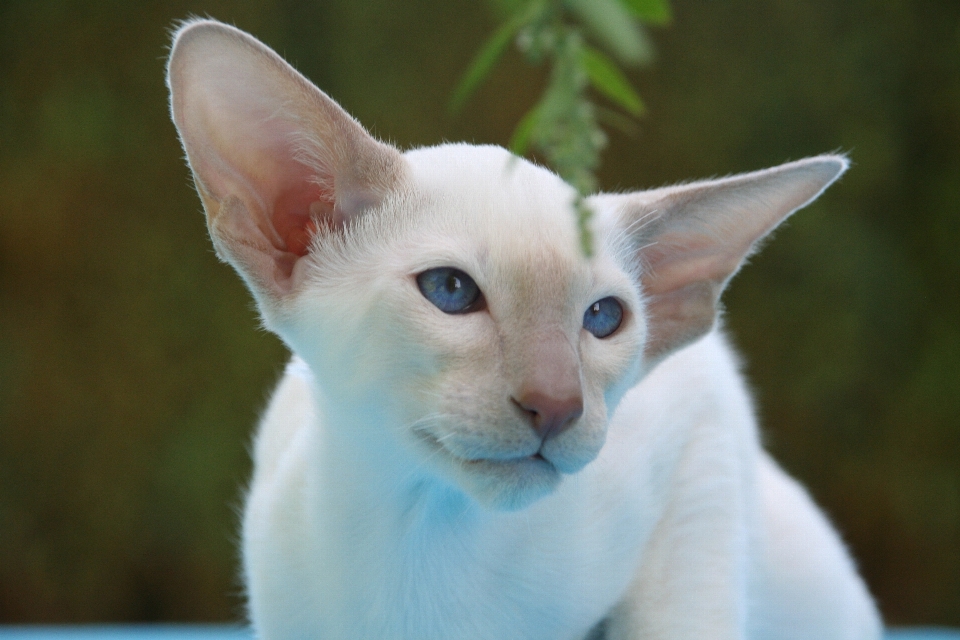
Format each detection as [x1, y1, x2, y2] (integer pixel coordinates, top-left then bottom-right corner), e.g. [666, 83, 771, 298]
[0, 0, 958, 627]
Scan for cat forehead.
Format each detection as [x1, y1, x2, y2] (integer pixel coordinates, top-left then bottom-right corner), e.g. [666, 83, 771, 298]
[401, 144, 586, 266]
[390, 143, 644, 311]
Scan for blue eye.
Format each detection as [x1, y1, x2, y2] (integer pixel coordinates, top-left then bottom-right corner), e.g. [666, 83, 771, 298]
[583, 297, 623, 338]
[417, 267, 484, 314]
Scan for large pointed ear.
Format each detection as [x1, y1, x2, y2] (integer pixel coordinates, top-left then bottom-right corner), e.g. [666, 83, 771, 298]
[592, 155, 848, 366]
[166, 19, 405, 304]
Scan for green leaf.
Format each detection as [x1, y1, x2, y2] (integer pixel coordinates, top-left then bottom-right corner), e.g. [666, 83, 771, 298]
[449, 4, 534, 114]
[508, 104, 541, 157]
[564, 0, 652, 65]
[595, 105, 640, 136]
[581, 46, 645, 116]
[617, 0, 671, 25]
[574, 196, 595, 256]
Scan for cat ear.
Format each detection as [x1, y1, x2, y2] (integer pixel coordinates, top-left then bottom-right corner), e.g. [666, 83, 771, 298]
[167, 19, 405, 303]
[594, 155, 848, 366]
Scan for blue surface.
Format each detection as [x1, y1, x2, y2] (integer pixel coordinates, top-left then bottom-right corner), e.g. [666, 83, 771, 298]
[0, 627, 957, 639]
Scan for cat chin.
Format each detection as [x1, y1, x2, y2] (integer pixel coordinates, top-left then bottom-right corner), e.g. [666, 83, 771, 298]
[456, 455, 564, 511]
[412, 432, 563, 511]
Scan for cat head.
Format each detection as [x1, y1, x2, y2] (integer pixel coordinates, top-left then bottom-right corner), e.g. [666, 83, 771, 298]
[167, 19, 847, 510]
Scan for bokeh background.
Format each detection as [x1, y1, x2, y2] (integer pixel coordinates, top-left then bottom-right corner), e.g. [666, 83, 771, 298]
[1, 0, 958, 627]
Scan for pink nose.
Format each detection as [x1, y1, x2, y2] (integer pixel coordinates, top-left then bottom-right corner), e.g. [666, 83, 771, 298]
[514, 391, 584, 441]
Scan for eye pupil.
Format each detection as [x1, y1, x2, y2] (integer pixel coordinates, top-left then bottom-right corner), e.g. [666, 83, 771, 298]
[446, 275, 461, 292]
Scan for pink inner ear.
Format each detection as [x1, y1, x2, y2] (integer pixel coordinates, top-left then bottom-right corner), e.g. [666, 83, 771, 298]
[238, 122, 338, 259]
[642, 231, 727, 295]
[202, 95, 340, 260]
[189, 111, 339, 262]
[272, 179, 335, 258]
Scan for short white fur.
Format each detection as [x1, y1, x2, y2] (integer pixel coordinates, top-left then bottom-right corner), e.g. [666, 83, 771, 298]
[167, 19, 883, 640]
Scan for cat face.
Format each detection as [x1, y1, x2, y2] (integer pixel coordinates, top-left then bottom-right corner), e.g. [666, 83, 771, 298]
[167, 19, 848, 512]
[279, 145, 645, 510]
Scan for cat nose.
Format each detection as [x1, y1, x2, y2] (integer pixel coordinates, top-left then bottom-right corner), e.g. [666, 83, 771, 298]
[513, 391, 584, 441]
[511, 330, 583, 441]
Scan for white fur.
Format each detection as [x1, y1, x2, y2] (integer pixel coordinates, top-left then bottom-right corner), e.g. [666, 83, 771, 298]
[167, 19, 883, 640]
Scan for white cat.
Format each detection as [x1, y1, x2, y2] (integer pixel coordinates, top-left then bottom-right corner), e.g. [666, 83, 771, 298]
[167, 19, 883, 640]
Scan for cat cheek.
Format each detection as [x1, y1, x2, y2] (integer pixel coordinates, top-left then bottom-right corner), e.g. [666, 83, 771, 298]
[574, 331, 644, 431]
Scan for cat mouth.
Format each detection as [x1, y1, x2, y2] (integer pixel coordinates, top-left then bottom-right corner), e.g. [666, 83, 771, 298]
[413, 430, 556, 473]
[464, 451, 554, 471]
[412, 430, 563, 509]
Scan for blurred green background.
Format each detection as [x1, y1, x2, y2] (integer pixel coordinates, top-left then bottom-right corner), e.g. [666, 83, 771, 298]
[1, 0, 958, 627]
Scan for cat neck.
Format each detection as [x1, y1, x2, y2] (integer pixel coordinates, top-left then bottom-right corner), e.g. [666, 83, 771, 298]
[300, 362, 485, 536]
